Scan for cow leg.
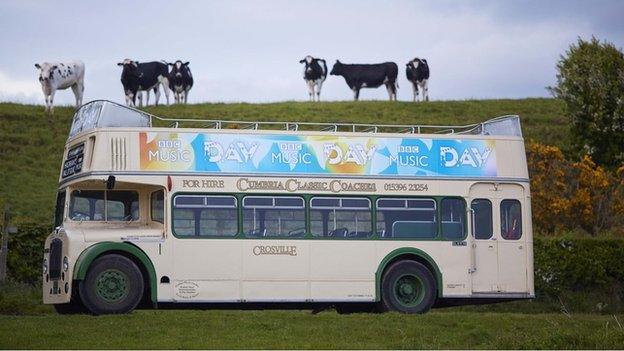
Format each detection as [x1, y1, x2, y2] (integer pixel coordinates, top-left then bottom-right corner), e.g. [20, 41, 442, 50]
[152, 85, 161, 106]
[306, 80, 315, 101]
[43, 94, 50, 113]
[71, 84, 80, 109]
[158, 76, 170, 105]
[126, 90, 136, 107]
[385, 83, 394, 101]
[48, 89, 56, 114]
[422, 80, 429, 101]
[78, 82, 84, 106]
[412, 83, 419, 102]
[352, 87, 360, 101]
[316, 80, 323, 102]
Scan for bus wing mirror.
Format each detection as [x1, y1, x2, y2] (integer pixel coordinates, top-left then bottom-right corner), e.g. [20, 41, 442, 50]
[106, 175, 116, 190]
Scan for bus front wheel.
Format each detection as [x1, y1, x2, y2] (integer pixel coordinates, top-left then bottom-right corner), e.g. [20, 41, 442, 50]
[380, 260, 436, 314]
[79, 254, 144, 315]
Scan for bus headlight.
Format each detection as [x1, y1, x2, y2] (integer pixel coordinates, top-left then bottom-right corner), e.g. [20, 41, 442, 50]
[43, 258, 48, 275]
[63, 257, 69, 272]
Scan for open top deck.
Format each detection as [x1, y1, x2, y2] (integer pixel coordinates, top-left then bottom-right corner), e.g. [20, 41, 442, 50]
[69, 100, 523, 139]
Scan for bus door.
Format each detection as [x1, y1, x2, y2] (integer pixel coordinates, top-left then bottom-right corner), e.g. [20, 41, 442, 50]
[469, 183, 527, 293]
[496, 184, 527, 293]
[469, 183, 499, 293]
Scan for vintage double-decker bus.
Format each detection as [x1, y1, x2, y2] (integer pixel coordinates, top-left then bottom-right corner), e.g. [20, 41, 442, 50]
[43, 100, 533, 314]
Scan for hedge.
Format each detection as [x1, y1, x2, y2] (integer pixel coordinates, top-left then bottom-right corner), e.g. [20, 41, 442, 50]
[4, 225, 624, 310]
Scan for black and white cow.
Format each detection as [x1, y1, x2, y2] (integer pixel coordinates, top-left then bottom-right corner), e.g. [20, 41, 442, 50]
[166, 60, 193, 104]
[406, 58, 430, 102]
[299, 55, 327, 101]
[35, 61, 85, 114]
[116, 59, 170, 107]
[330, 60, 398, 101]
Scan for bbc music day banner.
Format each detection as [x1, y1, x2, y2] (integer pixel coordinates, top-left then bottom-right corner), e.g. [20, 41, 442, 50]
[139, 132, 497, 177]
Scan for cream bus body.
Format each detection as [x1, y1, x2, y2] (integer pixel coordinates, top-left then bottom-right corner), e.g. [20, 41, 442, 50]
[43, 101, 533, 314]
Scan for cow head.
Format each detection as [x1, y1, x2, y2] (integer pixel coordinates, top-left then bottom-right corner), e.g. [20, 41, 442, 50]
[117, 59, 141, 77]
[330, 60, 343, 76]
[407, 57, 427, 69]
[35, 63, 58, 83]
[299, 55, 315, 74]
[168, 60, 190, 78]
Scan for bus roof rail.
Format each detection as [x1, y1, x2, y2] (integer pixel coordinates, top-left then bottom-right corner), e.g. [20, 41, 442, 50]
[68, 100, 523, 139]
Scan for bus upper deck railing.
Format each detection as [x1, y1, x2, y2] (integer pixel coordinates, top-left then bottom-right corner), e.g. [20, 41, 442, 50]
[68, 100, 523, 139]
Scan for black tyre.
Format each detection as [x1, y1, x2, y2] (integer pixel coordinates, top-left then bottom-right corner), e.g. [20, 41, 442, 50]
[79, 254, 144, 315]
[380, 260, 436, 314]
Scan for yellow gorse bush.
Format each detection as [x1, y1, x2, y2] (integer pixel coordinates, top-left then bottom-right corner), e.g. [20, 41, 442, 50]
[527, 141, 624, 235]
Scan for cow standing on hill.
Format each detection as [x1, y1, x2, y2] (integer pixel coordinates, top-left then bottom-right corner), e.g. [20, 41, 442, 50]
[299, 56, 327, 101]
[330, 60, 398, 101]
[35, 60, 85, 114]
[406, 58, 430, 102]
[166, 60, 194, 104]
[117, 59, 170, 107]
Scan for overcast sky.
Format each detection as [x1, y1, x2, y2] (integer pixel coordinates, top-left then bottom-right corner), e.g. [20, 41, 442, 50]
[0, 0, 623, 105]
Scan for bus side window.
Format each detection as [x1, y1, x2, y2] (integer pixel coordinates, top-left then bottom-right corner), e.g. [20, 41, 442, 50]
[471, 199, 493, 239]
[242, 196, 306, 238]
[501, 199, 522, 240]
[376, 198, 437, 239]
[310, 197, 372, 238]
[172, 195, 238, 237]
[151, 190, 164, 223]
[441, 198, 466, 240]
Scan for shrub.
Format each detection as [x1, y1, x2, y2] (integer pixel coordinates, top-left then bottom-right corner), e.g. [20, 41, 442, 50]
[549, 37, 624, 168]
[6, 223, 50, 284]
[534, 237, 624, 313]
[527, 141, 624, 235]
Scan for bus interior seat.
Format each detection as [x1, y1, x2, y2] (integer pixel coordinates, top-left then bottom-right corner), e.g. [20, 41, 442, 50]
[329, 228, 348, 237]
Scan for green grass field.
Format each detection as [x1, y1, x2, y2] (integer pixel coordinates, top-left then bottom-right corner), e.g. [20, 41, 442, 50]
[0, 98, 567, 223]
[0, 310, 622, 349]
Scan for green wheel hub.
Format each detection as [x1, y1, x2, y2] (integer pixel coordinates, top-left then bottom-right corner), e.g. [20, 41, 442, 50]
[95, 269, 129, 303]
[393, 273, 425, 307]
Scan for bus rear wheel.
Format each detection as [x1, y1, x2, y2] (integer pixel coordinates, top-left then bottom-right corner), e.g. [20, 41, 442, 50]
[79, 254, 144, 315]
[380, 260, 436, 314]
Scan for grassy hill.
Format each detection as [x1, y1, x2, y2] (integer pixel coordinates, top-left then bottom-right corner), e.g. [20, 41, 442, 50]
[0, 98, 567, 224]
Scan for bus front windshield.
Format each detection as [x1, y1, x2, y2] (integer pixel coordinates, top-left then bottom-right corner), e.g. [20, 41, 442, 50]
[69, 190, 139, 222]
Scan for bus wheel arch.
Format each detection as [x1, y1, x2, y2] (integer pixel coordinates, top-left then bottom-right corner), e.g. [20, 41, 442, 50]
[375, 248, 443, 303]
[73, 242, 157, 306]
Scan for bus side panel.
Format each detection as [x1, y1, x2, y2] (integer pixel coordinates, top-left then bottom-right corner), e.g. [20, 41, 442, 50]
[309, 241, 376, 301]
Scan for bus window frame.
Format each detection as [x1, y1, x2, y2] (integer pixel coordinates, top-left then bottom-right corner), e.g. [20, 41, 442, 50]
[242, 195, 306, 238]
[470, 198, 493, 240]
[171, 193, 239, 238]
[375, 197, 437, 240]
[309, 196, 373, 239]
[150, 190, 165, 224]
[67, 189, 140, 223]
[168, 192, 469, 241]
